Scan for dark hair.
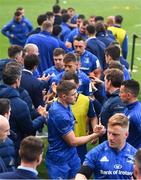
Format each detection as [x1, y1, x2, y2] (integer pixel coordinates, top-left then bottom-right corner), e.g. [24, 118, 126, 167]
[46, 11, 54, 19]
[2, 62, 22, 85]
[53, 48, 65, 57]
[74, 35, 85, 42]
[57, 80, 76, 96]
[20, 136, 44, 162]
[52, 4, 61, 13]
[8, 45, 23, 59]
[95, 16, 104, 22]
[37, 14, 47, 26]
[24, 54, 40, 70]
[77, 14, 85, 20]
[104, 68, 123, 87]
[61, 9, 67, 15]
[14, 11, 22, 17]
[121, 79, 140, 97]
[52, 25, 62, 36]
[16, 7, 23, 11]
[63, 53, 77, 63]
[115, 15, 123, 24]
[95, 22, 106, 34]
[0, 98, 11, 115]
[62, 13, 70, 23]
[86, 25, 95, 34]
[62, 71, 79, 84]
[105, 45, 120, 60]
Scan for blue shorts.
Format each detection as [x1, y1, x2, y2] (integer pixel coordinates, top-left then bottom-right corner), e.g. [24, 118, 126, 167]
[46, 153, 81, 179]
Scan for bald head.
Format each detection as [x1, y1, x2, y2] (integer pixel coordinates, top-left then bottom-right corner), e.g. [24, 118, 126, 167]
[24, 44, 39, 56]
[0, 115, 10, 141]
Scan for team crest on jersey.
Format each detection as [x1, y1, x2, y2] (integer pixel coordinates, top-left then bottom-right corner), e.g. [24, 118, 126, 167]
[79, 79, 82, 85]
[100, 156, 109, 162]
[84, 57, 90, 64]
[22, 23, 26, 26]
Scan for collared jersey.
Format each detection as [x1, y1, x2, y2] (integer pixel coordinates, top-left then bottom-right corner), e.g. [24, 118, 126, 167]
[52, 70, 90, 96]
[83, 141, 136, 179]
[74, 50, 100, 75]
[71, 94, 96, 136]
[46, 101, 77, 164]
[125, 101, 141, 149]
[43, 66, 64, 77]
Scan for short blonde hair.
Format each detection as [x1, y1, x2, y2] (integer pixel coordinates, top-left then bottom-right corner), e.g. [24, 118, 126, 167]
[108, 113, 129, 130]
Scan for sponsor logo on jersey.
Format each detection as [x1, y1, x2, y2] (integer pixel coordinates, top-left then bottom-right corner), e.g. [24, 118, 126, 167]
[114, 164, 122, 170]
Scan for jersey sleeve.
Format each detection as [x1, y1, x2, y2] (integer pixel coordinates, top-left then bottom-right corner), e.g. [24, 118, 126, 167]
[83, 146, 99, 170]
[53, 114, 73, 136]
[87, 100, 96, 118]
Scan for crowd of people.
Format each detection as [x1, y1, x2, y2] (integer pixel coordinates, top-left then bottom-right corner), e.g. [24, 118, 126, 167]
[0, 4, 141, 179]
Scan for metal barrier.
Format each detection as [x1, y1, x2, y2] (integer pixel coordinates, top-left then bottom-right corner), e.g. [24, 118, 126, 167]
[131, 34, 141, 71]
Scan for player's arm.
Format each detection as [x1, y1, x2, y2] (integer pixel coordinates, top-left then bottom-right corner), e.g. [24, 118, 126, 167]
[62, 126, 104, 147]
[75, 165, 93, 180]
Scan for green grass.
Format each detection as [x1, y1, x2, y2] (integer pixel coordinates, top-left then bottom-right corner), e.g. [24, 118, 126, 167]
[1, 0, 141, 178]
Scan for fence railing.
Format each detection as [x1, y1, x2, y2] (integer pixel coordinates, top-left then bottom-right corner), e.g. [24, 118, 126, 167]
[131, 34, 141, 71]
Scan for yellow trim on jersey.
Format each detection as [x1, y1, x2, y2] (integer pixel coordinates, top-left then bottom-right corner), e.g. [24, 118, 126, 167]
[71, 94, 90, 137]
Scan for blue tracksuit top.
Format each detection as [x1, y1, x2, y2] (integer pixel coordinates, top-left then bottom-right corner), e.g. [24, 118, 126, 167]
[96, 32, 114, 47]
[60, 22, 71, 42]
[83, 141, 136, 179]
[0, 138, 16, 172]
[26, 31, 59, 75]
[100, 89, 126, 128]
[125, 101, 141, 149]
[86, 37, 106, 70]
[120, 56, 129, 70]
[1, 18, 33, 47]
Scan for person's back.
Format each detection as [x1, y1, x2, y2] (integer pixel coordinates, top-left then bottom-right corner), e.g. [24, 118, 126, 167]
[0, 136, 44, 179]
[95, 22, 114, 47]
[26, 20, 59, 75]
[108, 15, 128, 59]
[20, 54, 45, 108]
[86, 24, 106, 70]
